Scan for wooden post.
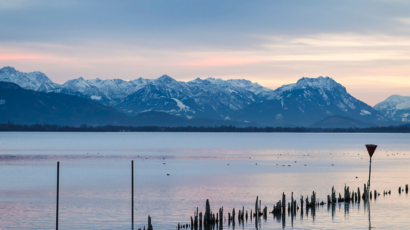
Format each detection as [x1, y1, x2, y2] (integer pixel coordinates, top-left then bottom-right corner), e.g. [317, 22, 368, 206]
[132, 160, 134, 230]
[282, 193, 286, 214]
[147, 215, 153, 230]
[255, 196, 258, 221]
[56, 162, 59, 230]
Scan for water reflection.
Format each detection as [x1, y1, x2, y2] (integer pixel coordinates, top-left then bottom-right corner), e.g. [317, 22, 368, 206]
[1, 133, 409, 229]
[327, 203, 336, 220]
[365, 201, 372, 230]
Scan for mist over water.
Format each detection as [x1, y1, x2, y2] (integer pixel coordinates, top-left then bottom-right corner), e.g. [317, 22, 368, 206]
[0, 132, 409, 229]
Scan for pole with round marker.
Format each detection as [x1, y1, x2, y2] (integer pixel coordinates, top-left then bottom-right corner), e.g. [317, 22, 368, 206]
[365, 144, 377, 199]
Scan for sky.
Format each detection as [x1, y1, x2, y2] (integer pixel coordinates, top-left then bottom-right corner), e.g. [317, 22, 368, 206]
[0, 0, 410, 106]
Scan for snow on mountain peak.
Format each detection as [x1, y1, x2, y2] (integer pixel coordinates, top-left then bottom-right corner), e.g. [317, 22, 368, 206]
[374, 95, 410, 110]
[295, 76, 345, 91]
[373, 95, 410, 122]
[0, 66, 57, 91]
[157, 75, 176, 82]
[0, 66, 17, 74]
[272, 76, 346, 98]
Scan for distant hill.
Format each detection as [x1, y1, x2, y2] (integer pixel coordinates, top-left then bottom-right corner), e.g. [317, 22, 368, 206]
[0, 82, 249, 127]
[311, 116, 377, 128]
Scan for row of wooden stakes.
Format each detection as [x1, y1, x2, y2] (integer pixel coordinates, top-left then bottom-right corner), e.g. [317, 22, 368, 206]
[175, 183, 409, 229]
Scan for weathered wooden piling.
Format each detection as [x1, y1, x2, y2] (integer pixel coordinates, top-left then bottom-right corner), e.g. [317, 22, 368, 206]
[291, 192, 294, 213]
[259, 200, 261, 215]
[255, 196, 259, 221]
[56, 162, 59, 230]
[362, 183, 368, 200]
[132, 160, 134, 230]
[399, 186, 402, 194]
[232, 208, 235, 224]
[147, 215, 153, 230]
[282, 193, 286, 213]
[219, 207, 223, 227]
[344, 185, 350, 203]
[406, 184, 409, 194]
[305, 196, 309, 209]
[263, 206, 267, 219]
[204, 199, 211, 226]
[311, 191, 316, 207]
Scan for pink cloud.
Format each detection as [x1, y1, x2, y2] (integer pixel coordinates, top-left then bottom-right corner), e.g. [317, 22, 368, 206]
[179, 57, 262, 66]
[0, 54, 48, 60]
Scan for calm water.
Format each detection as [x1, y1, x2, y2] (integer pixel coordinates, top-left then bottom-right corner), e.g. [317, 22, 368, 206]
[0, 132, 409, 229]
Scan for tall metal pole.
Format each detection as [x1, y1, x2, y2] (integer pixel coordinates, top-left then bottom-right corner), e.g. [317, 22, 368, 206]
[368, 156, 372, 197]
[56, 161, 59, 230]
[365, 144, 377, 200]
[132, 160, 134, 230]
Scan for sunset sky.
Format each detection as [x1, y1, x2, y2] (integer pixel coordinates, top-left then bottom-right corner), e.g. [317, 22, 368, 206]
[1, 0, 409, 105]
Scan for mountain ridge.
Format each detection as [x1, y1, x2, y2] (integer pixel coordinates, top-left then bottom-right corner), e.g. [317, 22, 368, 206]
[0, 66, 395, 127]
[0, 81, 253, 127]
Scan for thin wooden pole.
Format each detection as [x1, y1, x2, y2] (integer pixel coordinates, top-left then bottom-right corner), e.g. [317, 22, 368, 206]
[132, 160, 134, 230]
[56, 161, 59, 230]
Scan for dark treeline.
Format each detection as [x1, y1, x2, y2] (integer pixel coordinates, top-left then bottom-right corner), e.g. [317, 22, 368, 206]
[0, 122, 409, 133]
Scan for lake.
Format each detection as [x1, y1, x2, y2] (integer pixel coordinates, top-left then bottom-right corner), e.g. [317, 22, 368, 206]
[0, 132, 409, 229]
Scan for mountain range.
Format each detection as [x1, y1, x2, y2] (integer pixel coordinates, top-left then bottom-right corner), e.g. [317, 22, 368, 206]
[0, 82, 250, 127]
[0, 66, 407, 127]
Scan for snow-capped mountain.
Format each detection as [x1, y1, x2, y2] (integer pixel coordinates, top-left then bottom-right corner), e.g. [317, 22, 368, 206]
[232, 77, 389, 126]
[374, 95, 410, 122]
[115, 75, 271, 119]
[0, 66, 273, 119]
[0, 66, 58, 91]
[0, 66, 393, 126]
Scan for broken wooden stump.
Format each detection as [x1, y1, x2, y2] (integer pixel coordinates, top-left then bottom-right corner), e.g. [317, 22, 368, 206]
[147, 215, 153, 230]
